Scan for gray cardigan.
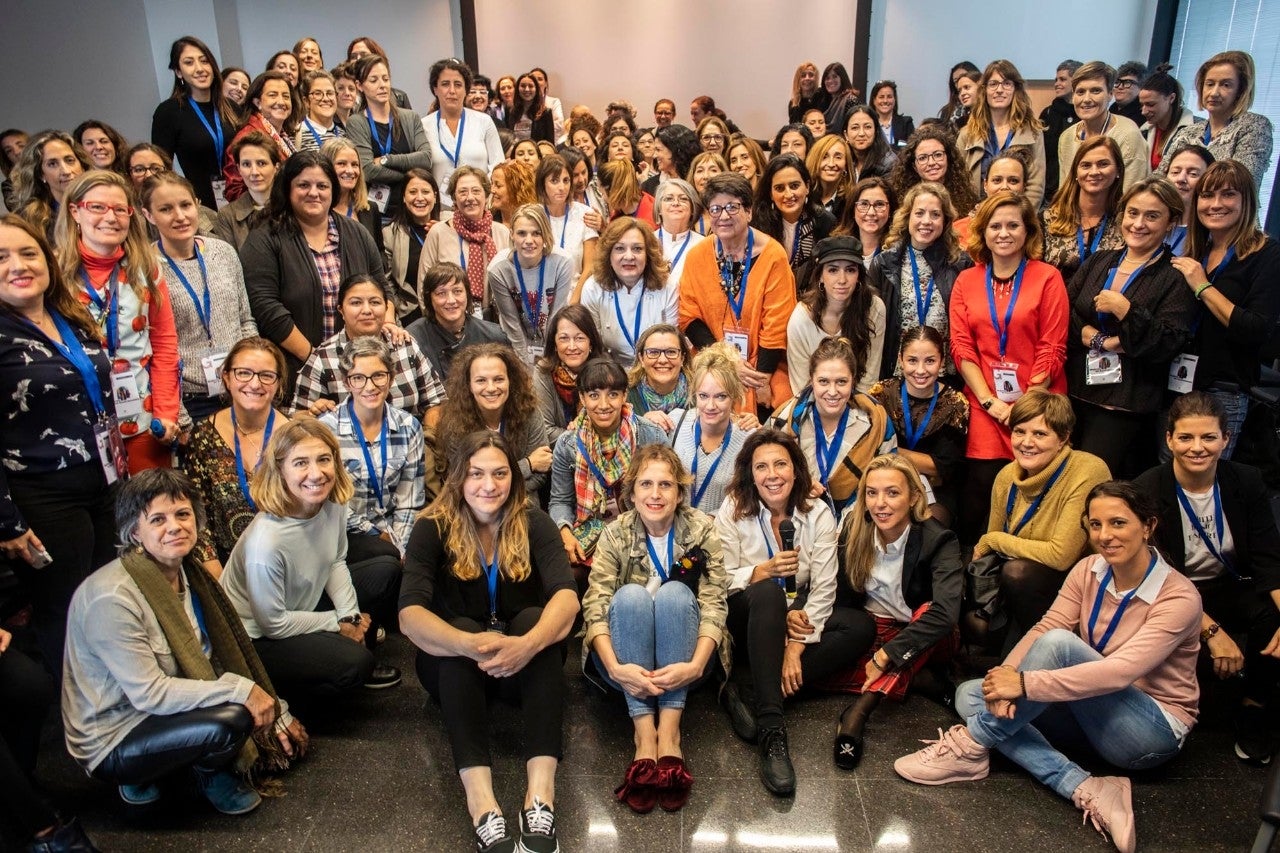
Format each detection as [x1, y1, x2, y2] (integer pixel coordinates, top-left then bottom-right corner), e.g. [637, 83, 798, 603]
[345, 106, 432, 194]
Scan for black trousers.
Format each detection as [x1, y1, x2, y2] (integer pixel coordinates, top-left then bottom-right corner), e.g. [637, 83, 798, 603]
[415, 608, 566, 771]
[727, 580, 873, 724]
[94, 704, 253, 785]
[958, 458, 1008, 549]
[1001, 558, 1067, 647]
[0, 646, 57, 836]
[1200, 575, 1280, 705]
[1072, 400, 1156, 480]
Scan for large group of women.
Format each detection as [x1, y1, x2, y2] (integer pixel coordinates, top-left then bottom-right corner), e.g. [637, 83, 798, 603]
[1, 32, 1277, 853]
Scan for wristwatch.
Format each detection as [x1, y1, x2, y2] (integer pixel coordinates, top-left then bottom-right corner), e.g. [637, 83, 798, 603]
[981, 398, 995, 411]
[1200, 622, 1220, 643]
[339, 614, 363, 627]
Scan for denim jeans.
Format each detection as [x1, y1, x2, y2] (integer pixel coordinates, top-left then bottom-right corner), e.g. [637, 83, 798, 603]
[591, 582, 703, 718]
[955, 628, 1183, 800]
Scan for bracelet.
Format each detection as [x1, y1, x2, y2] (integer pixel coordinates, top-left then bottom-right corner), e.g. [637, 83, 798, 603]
[1089, 331, 1108, 351]
[1194, 282, 1214, 300]
[1019, 671, 1027, 699]
[868, 655, 883, 671]
[1201, 622, 1221, 643]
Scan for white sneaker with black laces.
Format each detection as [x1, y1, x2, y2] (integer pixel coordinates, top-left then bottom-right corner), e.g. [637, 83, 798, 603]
[518, 796, 558, 853]
[473, 809, 515, 853]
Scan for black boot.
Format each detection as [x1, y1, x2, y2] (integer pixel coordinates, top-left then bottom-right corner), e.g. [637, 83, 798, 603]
[758, 725, 796, 796]
[721, 681, 758, 743]
[26, 818, 100, 853]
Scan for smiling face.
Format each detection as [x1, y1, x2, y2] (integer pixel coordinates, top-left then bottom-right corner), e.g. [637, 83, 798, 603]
[571, 160, 590, 197]
[497, 77, 515, 107]
[864, 468, 913, 542]
[237, 144, 277, 198]
[707, 191, 749, 243]
[636, 131, 655, 160]
[1087, 495, 1152, 568]
[0, 223, 50, 313]
[223, 70, 251, 105]
[692, 157, 722, 193]
[1167, 414, 1227, 480]
[1075, 147, 1118, 197]
[467, 84, 489, 111]
[1121, 190, 1173, 255]
[845, 112, 876, 153]
[225, 348, 279, 415]
[143, 182, 199, 244]
[359, 61, 392, 109]
[820, 259, 859, 306]
[404, 175, 436, 224]
[657, 186, 692, 233]
[899, 337, 942, 395]
[1072, 76, 1110, 123]
[128, 149, 167, 187]
[854, 187, 891, 235]
[429, 276, 467, 329]
[817, 143, 847, 188]
[1053, 67, 1073, 98]
[469, 356, 510, 418]
[463, 446, 512, 525]
[296, 40, 322, 73]
[873, 87, 896, 118]
[137, 494, 199, 568]
[272, 54, 299, 86]
[984, 202, 1027, 263]
[1197, 182, 1244, 235]
[799, 66, 818, 95]
[1138, 88, 1175, 127]
[345, 352, 391, 410]
[633, 458, 679, 530]
[178, 45, 214, 93]
[824, 68, 842, 94]
[1, 132, 28, 164]
[752, 442, 795, 511]
[489, 168, 508, 211]
[513, 140, 539, 167]
[40, 140, 83, 202]
[913, 139, 947, 183]
[255, 79, 293, 129]
[79, 128, 115, 169]
[1010, 414, 1066, 476]
[908, 192, 944, 249]
[694, 371, 733, 430]
[1201, 63, 1240, 118]
[289, 166, 332, 222]
[518, 76, 537, 105]
[340, 281, 387, 336]
[70, 184, 132, 254]
[983, 157, 1024, 197]
[554, 319, 590, 371]
[283, 436, 336, 516]
[453, 174, 487, 220]
[770, 166, 807, 222]
[640, 330, 682, 386]
[610, 227, 647, 287]
[434, 68, 467, 114]
[331, 147, 360, 195]
[652, 138, 674, 175]
[582, 386, 625, 432]
[1167, 150, 1208, 210]
[571, 130, 596, 161]
[699, 125, 726, 154]
[984, 72, 1014, 111]
[811, 357, 853, 418]
[728, 144, 758, 182]
[512, 215, 544, 265]
[306, 77, 338, 123]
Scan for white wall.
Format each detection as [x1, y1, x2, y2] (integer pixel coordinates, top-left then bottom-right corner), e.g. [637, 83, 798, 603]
[868, 0, 1159, 123]
[473, 0, 860, 140]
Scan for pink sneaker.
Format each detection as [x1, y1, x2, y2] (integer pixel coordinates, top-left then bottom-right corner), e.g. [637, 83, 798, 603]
[893, 725, 990, 785]
[1072, 775, 1135, 853]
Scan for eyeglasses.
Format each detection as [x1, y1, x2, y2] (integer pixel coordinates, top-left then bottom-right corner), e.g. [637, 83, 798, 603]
[986, 79, 1016, 91]
[129, 164, 165, 177]
[700, 134, 726, 144]
[308, 90, 337, 101]
[914, 151, 946, 164]
[229, 367, 280, 385]
[855, 200, 890, 212]
[660, 195, 690, 207]
[555, 333, 589, 346]
[1114, 79, 1138, 89]
[74, 200, 133, 218]
[642, 347, 681, 361]
[346, 371, 391, 389]
[707, 202, 745, 217]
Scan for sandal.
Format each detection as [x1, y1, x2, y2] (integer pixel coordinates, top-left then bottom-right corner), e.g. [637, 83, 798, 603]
[656, 755, 694, 812]
[614, 758, 658, 814]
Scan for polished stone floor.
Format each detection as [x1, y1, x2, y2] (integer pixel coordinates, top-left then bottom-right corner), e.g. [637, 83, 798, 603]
[32, 634, 1268, 852]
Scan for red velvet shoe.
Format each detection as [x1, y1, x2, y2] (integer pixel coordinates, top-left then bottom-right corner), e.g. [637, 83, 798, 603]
[614, 758, 658, 814]
[656, 755, 693, 812]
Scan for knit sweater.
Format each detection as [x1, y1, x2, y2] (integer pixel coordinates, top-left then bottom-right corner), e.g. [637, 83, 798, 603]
[1057, 113, 1151, 194]
[488, 249, 577, 365]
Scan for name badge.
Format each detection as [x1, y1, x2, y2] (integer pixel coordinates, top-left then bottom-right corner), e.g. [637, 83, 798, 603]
[1168, 353, 1197, 393]
[604, 496, 621, 522]
[992, 362, 1023, 403]
[527, 345, 543, 364]
[920, 473, 938, 506]
[487, 614, 507, 635]
[110, 368, 145, 419]
[211, 179, 230, 210]
[201, 351, 228, 397]
[724, 329, 749, 361]
[1086, 350, 1123, 386]
[369, 184, 392, 212]
[94, 418, 127, 485]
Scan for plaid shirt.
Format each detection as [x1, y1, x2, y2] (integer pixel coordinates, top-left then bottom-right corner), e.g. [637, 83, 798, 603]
[310, 218, 343, 339]
[319, 401, 425, 553]
[292, 330, 446, 418]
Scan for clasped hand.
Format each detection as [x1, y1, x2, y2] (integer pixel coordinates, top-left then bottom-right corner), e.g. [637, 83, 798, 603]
[473, 631, 537, 678]
[981, 665, 1022, 719]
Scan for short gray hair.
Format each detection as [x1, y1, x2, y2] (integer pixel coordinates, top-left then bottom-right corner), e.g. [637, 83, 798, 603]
[339, 335, 392, 376]
[115, 469, 206, 552]
[654, 177, 703, 226]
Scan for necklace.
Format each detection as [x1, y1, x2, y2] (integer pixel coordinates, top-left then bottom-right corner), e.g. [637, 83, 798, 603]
[233, 411, 267, 436]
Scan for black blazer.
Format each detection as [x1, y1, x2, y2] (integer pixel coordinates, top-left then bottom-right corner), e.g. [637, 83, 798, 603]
[837, 517, 962, 667]
[1134, 459, 1280, 591]
[884, 115, 915, 148]
[868, 241, 971, 379]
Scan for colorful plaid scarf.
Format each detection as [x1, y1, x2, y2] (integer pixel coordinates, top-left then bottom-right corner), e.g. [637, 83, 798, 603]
[570, 404, 636, 555]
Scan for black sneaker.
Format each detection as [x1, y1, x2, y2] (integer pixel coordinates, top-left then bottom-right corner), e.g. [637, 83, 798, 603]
[758, 725, 796, 796]
[364, 665, 402, 689]
[721, 682, 758, 743]
[474, 810, 516, 853]
[1233, 704, 1278, 766]
[517, 796, 558, 853]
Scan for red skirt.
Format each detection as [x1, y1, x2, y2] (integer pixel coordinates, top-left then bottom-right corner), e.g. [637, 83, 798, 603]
[811, 601, 959, 699]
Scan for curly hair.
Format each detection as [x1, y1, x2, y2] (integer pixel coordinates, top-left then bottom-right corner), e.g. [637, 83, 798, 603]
[890, 125, 977, 214]
[12, 131, 92, 238]
[437, 343, 539, 452]
[883, 181, 962, 262]
[592, 216, 669, 291]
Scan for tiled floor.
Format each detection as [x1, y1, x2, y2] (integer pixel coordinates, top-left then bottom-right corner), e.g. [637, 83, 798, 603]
[35, 634, 1268, 852]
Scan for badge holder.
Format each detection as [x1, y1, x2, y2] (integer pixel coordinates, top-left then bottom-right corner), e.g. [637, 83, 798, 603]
[487, 613, 507, 635]
[1086, 350, 1122, 386]
[211, 179, 230, 210]
[201, 351, 229, 397]
[110, 365, 145, 420]
[94, 415, 127, 485]
[369, 184, 392, 212]
[991, 362, 1023, 403]
[1168, 353, 1197, 393]
[724, 326, 750, 361]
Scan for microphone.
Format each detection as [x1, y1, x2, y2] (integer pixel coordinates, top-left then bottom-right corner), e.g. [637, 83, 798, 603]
[778, 518, 796, 594]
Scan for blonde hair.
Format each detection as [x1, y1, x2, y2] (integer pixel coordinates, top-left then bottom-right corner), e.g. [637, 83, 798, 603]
[791, 62, 820, 108]
[689, 341, 745, 407]
[598, 158, 641, 216]
[251, 418, 355, 517]
[321, 137, 370, 213]
[1196, 50, 1255, 118]
[1044, 136, 1125, 238]
[56, 170, 161, 304]
[509, 203, 554, 258]
[621, 444, 692, 505]
[884, 182, 961, 262]
[841, 455, 930, 590]
[806, 135, 854, 201]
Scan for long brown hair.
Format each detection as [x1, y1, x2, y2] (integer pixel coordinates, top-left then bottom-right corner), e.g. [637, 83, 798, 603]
[1186, 160, 1267, 261]
[964, 59, 1043, 141]
[56, 170, 162, 304]
[726, 429, 814, 521]
[841, 455, 930, 590]
[1044, 136, 1125, 238]
[0, 214, 97, 338]
[437, 343, 538, 451]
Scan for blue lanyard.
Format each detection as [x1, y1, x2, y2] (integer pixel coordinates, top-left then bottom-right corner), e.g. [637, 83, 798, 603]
[545, 205, 568, 248]
[984, 258, 1026, 359]
[1167, 225, 1187, 256]
[232, 406, 276, 511]
[159, 242, 212, 342]
[1003, 456, 1068, 535]
[645, 527, 674, 583]
[1095, 248, 1160, 330]
[899, 382, 939, 450]
[756, 514, 786, 589]
[44, 311, 107, 416]
[690, 420, 732, 509]
[189, 97, 225, 168]
[1174, 481, 1239, 578]
[661, 229, 692, 270]
[1088, 553, 1157, 653]
[80, 264, 123, 356]
[349, 398, 389, 509]
[1201, 118, 1232, 145]
[411, 225, 426, 247]
[882, 123, 895, 146]
[1076, 216, 1107, 263]
[813, 405, 850, 486]
[987, 124, 1014, 156]
[515, 256, 548, 337]
[479, 545, 500, 619]
[188, 581, 209, 645]
[437, 110, 466, 167]
[612, 286, 645, 353]
[575, 434, 623, 495]
[788, 223, 804, 266]
[1204, 245, 1236, 282]
[457, 233, 467, 270]
[302, 119, 326, 150]
[366, 108, 392, 156]
[716, 229, 754, 323]
[909, 245, 933, 325]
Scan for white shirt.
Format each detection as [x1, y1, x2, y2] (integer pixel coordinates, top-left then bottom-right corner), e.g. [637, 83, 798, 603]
[422, 108, 505, 209]
[659, 228, 705, 297]
[578, 276, 679, 364]
[1177, 485, 1237, 582]
[645, 532, 669, 597]
[866, 526, 912, 621]
[545, 201, 599, 277]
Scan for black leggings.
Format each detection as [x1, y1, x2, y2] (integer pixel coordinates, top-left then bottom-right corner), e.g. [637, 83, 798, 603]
[415, 608, 566, 772]
[1001, 558, 1067, 647]
[1200, 577, 1280, 705]
[94, 704, 253, 785]
[958, 458, 1008, 549]
[0, 646, 57, 836]
[1072, 401, 1156, 480]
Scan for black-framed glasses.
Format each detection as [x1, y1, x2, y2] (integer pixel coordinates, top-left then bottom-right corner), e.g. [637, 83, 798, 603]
[642, 347, 681, 361]
[914, 151, 946, 164]
[346, 371, 391, 389]
[707, 202, 745, 217]
[130, 164, 165, 177]
[229, 367, 281, 385]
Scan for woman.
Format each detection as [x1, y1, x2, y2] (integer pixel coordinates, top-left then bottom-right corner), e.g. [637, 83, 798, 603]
[152, 36, 240, 210]
[895, 125, 978, 215]
[12, 131, 90, 242]
[221, 72, 298, 204]
[1058, 62, 1150, 195]
[220, 418, 403, 696]
[240, 150, 391, 387]
[1042, 136, 1126, 281]
[344, 37, 412, 109]
[418, 166, 511, 317]
[653, 178, 705, 292]
[222, 68, 251, 112]
[533, 305, 605, 446]
[949, 70, 982, 135]
[970, 391, 1111, 642]
[952, 149, 1027, 244]
[73, 120, 128, 176]
[697, 116, 732, 156]
[212, 132, 280, 251]
[488, 204, 575, 364]
[1164, 144, 1214, 255]
[423, 58, 505, 210]
[820, 63, 860, 133]
[322, 137, 383, 254]
[383, 168, 440, 324]
[870, 327, 970, 524]
[536, 153, 600, 295]
[844, 106, 898, 183]
[399, 432, 578, 852]
[788, 62, 829, 124]
[331, 63, 359, 127]
[511, 138, 540, 168]
[1160, 50, 1274, 190]
[644, 125, 700, 197]
[0, 128, 28, 211]
[57, 171, 181, 472]
[125, 142, 171, 187]
[318, 336, 424, 559]
[0, 215, 118, 674]
[834, 177, 897, 265]
[669, 343, 755, 513]
[803, 109, 828, 141]
[686, 151, 725, 235]
[938, 61, 981, 127]
[265, 50, 299, 88]
[579, 217, 675, 364]
[185, 337, 290, 574]
[599, 159, 657, 226]
[713, 428, 860, 794]
[1139, 65, 1195, 172]
[550, 358, 668, 568]
[633, 128, 658, 184]
[870, 81, 913, 149]
[806, 135, 855, 222]
[1066, 176, 1194, 478]
[345, 56, 431, 219]
[770, 124, 813, 162]
[569, 117, 602, 170]
[142, 172, 257, 421]
[768, 337, 897, 517]
[293, 37, 323, 74]
[295, 70, 344, 153]
[64, 469, 307, 816]
[896, 481, 1201, 853]
[727, 135, 767, 193]
[956, 59, 1048, 207]
[949, 193, 1069, 543]
[626, 323, 693, 430]
[506, 73, 555, 144]
[489, 159, 536, 226]
[406, 261, 506, 384]
[679, 173, 796, 414]
[869, 182, 968, 380]
[1170, 159, 1280, 456]
[583, 445, 727, 812]
[1135, 392, 1280, 765]
[493, 75, 516, 124]
[830, 454, 962, 768]
[752, 154, 835, 273]
[291, 272, 443, 424]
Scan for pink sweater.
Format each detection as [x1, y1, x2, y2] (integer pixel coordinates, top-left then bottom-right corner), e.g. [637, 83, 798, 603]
[1007, 553, 1202, 729]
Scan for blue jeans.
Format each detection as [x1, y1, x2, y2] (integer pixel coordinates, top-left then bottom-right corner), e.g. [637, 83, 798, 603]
[591, 582, 704, 718]
[955, 629, 1183, 800]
